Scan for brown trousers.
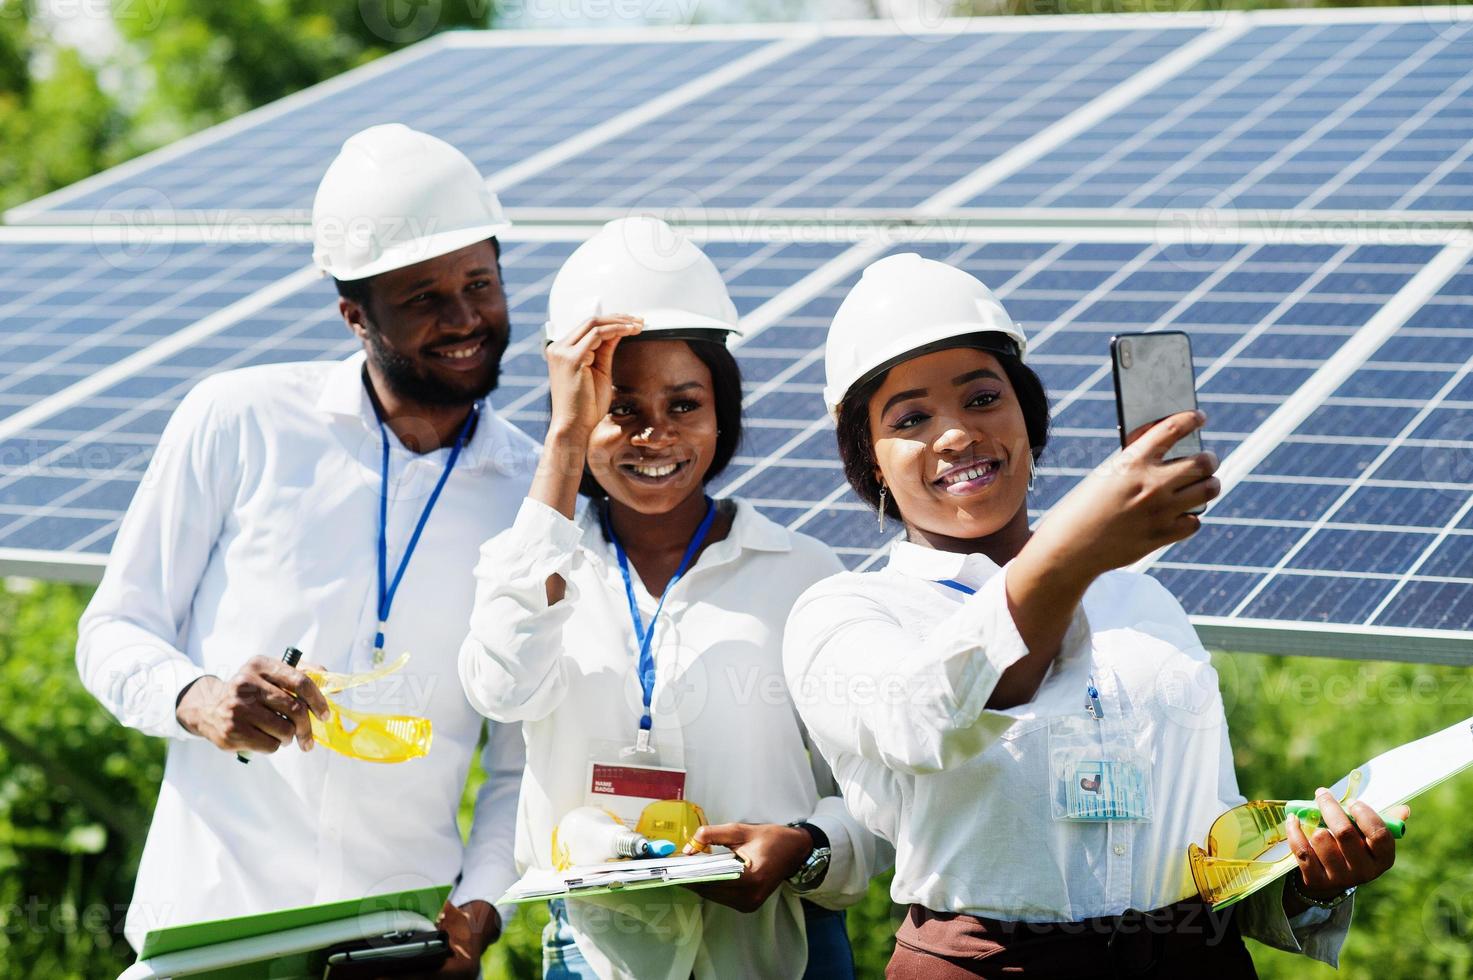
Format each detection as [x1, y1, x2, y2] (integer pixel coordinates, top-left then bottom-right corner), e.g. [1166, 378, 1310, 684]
[887, 900, 1258, 980]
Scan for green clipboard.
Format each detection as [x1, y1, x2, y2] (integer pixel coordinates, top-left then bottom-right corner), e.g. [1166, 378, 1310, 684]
[124, 884, 449, 980]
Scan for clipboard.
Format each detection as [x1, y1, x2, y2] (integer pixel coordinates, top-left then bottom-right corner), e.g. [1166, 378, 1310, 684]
[119, 884, 449, 979]
[499, 854, 745, 904]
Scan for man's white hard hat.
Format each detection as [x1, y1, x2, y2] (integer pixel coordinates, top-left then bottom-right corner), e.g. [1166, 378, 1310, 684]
[544, 217, 741, 345]
[312, 123, 511, 282]
[823, 252, 1028, 418]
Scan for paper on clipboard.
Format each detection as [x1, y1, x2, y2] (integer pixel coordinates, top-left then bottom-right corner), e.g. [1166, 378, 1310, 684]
[499, 854, 745, 905]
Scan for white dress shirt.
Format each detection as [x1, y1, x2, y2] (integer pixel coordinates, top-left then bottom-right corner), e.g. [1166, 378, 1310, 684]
[459, 496, 889, 980]
[76, 352, 539, 950]
[783, 540, 1353, 968]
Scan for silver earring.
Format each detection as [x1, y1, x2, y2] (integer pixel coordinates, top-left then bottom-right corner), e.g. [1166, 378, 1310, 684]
[877, 484, 888, 533]
[1027, 455, 1037, 494]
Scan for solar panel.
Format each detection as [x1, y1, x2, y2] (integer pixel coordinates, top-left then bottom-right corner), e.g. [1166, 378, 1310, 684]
[975, 19, 1473, 212]
[1154, 250, 1473, 637]
[3, 6, 1471, 662]
[502, 27, 1201, 210]
[5, 37, 771, 222]
[0, 234, 851, 566]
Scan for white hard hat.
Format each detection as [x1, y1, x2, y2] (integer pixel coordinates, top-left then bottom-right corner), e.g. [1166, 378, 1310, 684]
[312, 123, 511, 282]
[544, 217, 741, 344]
[823, 252, 1027, 417]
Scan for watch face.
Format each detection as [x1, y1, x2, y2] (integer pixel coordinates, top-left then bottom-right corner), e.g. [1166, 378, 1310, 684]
[793, 846, 832, 890]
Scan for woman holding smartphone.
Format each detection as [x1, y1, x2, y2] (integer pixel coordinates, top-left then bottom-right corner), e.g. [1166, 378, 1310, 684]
[783, 253, 1408, 978]
[459, 219, 880, 980]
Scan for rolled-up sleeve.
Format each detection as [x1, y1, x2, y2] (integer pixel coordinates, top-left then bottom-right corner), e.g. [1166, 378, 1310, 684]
[459, 497, 587, 723]
[75, 378, 235, 740]
[783, 567, 1066, 775]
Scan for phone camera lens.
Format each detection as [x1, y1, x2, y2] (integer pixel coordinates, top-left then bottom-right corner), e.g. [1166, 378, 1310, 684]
[1119, 339, 1133, 369]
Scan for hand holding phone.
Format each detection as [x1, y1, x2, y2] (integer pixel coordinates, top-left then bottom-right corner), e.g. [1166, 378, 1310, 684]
[1111, 331, 1208, 515]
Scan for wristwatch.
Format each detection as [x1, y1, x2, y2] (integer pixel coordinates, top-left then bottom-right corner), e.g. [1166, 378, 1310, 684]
[786, 821, 832, 892]
[1289, 872, 1355, 910]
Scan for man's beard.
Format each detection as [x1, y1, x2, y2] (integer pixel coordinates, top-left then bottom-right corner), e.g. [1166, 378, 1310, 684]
[364, 327, 508, 407]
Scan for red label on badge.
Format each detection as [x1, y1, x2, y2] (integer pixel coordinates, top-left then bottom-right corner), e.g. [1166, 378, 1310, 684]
[589, 764, 686, 801]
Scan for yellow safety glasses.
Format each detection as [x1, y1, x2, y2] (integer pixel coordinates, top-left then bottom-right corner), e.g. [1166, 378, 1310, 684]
[303, 653, 433, 764]
[1188, 771, 1363, 908]
[635, 799, 708, 854]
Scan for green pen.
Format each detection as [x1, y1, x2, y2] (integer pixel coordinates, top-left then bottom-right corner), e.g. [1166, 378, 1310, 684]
[1285, 801, 1406, 839]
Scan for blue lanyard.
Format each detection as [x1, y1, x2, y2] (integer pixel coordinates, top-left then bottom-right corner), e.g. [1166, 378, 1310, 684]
[373, 405, 478, 663]
[602, 496, 718, 749]
[936, 579, 1105, 719]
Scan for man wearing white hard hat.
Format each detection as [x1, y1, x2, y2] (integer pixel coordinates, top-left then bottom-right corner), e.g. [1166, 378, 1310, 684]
[77, 123, 537, 974]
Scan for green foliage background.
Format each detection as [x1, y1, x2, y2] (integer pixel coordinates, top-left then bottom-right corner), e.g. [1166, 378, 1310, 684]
[4, 578, 1473, 977]
[3, 0, 1472, 976]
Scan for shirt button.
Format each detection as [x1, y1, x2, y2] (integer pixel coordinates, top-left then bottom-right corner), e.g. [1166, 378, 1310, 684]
[1113, 844, 1127, 856]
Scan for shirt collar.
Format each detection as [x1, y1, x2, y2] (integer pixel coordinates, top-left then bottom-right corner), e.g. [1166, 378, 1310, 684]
[885, 539, 1003, 592]
[576, 496, 794, 564]
[315, 351, 536, 478]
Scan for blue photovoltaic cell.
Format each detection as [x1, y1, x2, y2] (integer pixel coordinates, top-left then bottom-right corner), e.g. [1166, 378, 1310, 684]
[505, 28, 1200, 210]
[0, 238, 848, 555]
[27, 40, 765, 218]
[1154, 251, 1473, 629]
[713, 238, 1429, 568]
[0, 241, 306, 422]
[977, 21, 1473, 212]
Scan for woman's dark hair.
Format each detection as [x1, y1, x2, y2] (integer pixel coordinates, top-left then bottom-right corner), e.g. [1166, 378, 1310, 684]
[578, 336, 743, 499]
[834, 334, 1050, 521]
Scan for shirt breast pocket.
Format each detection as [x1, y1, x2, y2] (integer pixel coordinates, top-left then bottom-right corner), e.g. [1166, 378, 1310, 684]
[989, 714, 1052, 808]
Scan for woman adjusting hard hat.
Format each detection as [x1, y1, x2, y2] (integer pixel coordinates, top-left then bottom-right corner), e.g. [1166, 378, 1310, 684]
[459, 218, 884, 980]
[783, 253, 1406, 978]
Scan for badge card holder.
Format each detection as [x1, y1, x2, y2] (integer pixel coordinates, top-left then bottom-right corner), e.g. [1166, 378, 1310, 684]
[585, 737, 689, 833]
[1048, 679, 1153, 823]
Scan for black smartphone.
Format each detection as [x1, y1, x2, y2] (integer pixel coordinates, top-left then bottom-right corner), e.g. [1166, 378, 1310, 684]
[1110, 331, 1206, 513]
[321, 929, 450, 978]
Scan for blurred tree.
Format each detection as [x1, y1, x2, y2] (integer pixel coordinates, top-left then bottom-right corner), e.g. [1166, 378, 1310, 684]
[0, 580, 163, 976]
[0, 0, 129, 212]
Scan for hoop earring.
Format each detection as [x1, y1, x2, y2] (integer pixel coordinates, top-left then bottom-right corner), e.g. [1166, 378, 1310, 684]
[877, 483, 888, 533]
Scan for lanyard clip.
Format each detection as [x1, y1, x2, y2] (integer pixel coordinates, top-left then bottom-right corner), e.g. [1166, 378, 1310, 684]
[635, 727, 652, 755]
[1086, 675, 1104, 720]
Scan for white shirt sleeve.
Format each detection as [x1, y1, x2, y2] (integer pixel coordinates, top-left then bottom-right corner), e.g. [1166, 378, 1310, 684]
[451, 718, 526, 911]
[459, 497, 586, 723]
[783, 566, 1062, 775]
[798, 728, 894, 909]
[75, 379, 237, 740]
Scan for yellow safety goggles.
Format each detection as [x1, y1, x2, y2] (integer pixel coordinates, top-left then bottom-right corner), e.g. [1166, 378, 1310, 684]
[635, 799, 708, 854]
[303, 653, 433, 764]
[1188, 771, 1362, 908]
